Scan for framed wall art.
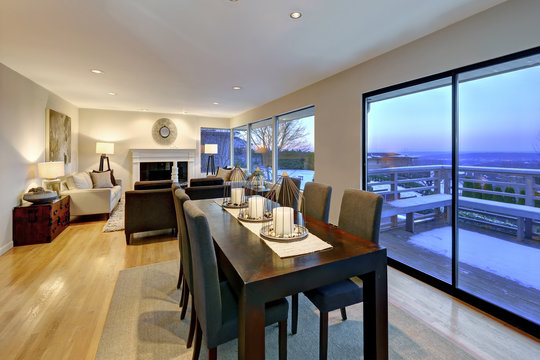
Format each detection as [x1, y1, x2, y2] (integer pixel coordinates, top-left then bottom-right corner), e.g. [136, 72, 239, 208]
[46, 108, 71, 164]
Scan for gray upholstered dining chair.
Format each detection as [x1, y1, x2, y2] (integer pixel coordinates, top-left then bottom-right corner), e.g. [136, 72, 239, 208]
[183, 200, 289, 360]
[294, 189, 383, 360]
[172, 183, 184, 290]
[301, 182, 332, 223]
[291, 181, 332, 334]
[172, 187, 197, 349]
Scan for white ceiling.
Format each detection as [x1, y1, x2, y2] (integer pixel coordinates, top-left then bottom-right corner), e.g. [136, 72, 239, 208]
[0, 0, 504, 118]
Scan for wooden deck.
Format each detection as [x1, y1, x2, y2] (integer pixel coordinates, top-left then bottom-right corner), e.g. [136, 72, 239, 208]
[380, 219, 540, 325]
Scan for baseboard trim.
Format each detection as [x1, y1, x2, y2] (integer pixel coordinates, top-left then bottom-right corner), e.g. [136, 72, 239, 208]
[0, 241, 13, 256]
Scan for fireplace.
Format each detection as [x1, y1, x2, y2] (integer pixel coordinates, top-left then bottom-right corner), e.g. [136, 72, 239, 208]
[130, 148, 196, 189]
[140, 161, 188, 182]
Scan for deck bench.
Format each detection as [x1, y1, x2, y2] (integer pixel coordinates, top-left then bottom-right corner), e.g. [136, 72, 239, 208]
[459, 197, 540, 239]
[382, 194, 451, 232]
[382, 193, 540, 239]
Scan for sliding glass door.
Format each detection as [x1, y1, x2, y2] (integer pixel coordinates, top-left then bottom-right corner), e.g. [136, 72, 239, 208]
[366, 78, 453, 283]
[364, 49, 540, 332]
[457, 54, 540, 324]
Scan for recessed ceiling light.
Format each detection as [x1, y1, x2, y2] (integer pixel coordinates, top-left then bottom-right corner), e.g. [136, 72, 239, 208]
[213, 102, 219, 105]
[107, 92, 117, 96]
[140, 109, 148, 112]
[232, 86, 242, 90]
[290, 11, 302, 19]
[91, 69, 104, 74]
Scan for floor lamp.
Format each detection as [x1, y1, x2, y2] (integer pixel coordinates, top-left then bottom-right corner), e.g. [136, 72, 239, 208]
[205, 144, 218, 176]
[96, 142, 114, 171]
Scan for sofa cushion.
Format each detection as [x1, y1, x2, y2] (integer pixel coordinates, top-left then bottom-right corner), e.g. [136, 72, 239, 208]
[91, 171, 114, 188]
[92, 169, 116, 186]
[216, 167, 232, 181]
[134, 180, 173, 190]
[190, 177, 224, 187]
[72, 172, 93, 189]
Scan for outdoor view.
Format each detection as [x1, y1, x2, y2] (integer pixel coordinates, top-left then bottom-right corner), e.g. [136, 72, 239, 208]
[234, 107, 315, 189]
[366, 54, 540, 325]
[277, 107, 315, 189]
[200, 128, 231, 173]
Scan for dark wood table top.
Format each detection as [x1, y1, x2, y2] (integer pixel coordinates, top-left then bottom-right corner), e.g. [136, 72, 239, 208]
[194, 198, 384, 285]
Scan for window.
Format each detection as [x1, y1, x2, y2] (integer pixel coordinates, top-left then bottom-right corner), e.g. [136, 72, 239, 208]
[232, 125, 248, 168]
[200, 128, 231, 173]
[277, 106, 315, 189]
[364, 48, 540, 333]
[250, 118, 273, 180]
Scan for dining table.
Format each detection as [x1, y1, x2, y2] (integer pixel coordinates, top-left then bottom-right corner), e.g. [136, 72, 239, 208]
[193, 198, 388, 360]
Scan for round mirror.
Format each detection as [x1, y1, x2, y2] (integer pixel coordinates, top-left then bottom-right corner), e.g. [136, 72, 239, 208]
[159, 126, 170, 138]
[152, 118, 177, 145]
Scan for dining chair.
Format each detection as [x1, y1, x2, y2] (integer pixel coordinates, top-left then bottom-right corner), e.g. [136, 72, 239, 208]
[183, 200, 289, 360]
[291, 181, 332, 335]
[301, 182, 332, 223]
[172, 188, 197, 349]
[295, 189, 383, 360]
[172, 183, 184, 290]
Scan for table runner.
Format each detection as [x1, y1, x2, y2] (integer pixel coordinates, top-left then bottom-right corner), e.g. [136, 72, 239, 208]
[213, 199, 332, 258]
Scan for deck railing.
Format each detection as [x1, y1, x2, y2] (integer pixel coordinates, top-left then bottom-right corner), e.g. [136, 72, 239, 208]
[368, 165, 540, 236]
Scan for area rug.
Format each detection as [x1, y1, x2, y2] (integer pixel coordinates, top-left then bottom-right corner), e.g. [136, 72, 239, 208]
[102, 199, 125, 232]
[96, 261, 476, 360]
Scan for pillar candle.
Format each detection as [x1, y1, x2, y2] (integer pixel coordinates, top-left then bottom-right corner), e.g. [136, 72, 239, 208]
[231, 188, 244, 204]
[273, 207, 294, 236]
[248, 196, 266, 218]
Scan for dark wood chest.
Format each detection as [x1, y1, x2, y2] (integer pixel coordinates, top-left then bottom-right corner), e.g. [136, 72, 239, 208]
[13, 196, 70, 246]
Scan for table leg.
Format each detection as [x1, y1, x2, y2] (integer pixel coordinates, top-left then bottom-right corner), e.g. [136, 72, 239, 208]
[238, 286, 266, 360]
[361, 259, 388, 359]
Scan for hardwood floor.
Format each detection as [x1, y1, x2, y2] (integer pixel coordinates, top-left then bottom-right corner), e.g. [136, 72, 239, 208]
[0, 218, 538, 359]
[0, 218, 179, 360]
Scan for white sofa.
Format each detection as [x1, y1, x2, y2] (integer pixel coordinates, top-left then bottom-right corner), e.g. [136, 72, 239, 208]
[59, 172, 122, 217]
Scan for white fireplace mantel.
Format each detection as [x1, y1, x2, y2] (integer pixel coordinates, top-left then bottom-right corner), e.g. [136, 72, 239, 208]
[130, 148, 196, 189]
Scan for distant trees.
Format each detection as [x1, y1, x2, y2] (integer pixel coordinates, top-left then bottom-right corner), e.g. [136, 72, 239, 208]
[461, 181, 535, 205]
[250, 120, 313, 178]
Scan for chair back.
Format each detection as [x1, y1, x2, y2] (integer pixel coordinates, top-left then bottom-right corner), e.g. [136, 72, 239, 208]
[173, 188, 193, 289]
[183, 200, 223, 343]
[338, 189, 383, 244]
[302, 182, 332, 223]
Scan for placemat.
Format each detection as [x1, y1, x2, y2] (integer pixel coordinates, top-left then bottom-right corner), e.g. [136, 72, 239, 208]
[213, 199, 332, 258]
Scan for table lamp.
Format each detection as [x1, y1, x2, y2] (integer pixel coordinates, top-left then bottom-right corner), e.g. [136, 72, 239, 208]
[96, 142, 114, 171]
[38, 161, 65, 195]
[204, 144, 218, 176]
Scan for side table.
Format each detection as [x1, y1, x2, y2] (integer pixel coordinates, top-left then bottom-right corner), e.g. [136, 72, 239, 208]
[13, 195, 70, 246]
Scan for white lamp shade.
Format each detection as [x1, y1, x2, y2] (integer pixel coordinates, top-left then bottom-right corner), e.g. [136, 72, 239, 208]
[38, 161, 65, 179]
[96, 142, 115, 155]
[204, 144, 218, 154]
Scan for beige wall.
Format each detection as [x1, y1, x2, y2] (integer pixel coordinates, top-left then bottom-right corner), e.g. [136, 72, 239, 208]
[0, 64, 79, 254]
[230, 0, 540, 223]
[78, 109, 229, 189]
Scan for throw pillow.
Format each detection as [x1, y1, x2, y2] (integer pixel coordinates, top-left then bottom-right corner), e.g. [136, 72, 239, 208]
[229, 166, 246, 182]
[92, 169, 116, 186]
[90, 171, 114, 188]
[72, 172, 93, 189]
[64, 175, 76, 190]
[216, 167, 233, 181]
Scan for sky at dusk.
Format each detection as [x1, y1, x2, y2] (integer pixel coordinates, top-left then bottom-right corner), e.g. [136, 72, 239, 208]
[367, 63, 540, 154]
